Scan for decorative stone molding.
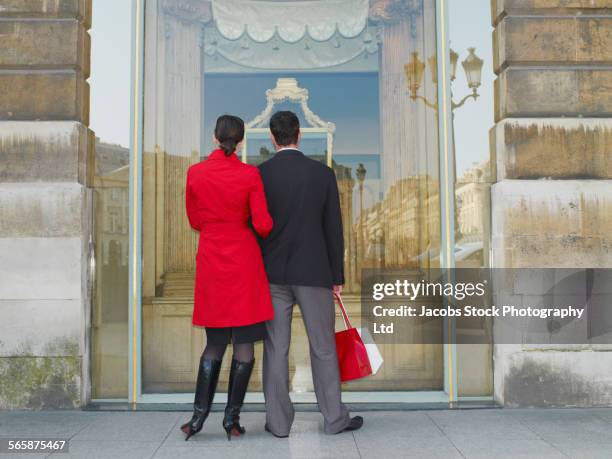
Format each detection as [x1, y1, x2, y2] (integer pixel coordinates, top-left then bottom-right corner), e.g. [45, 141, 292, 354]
[212, 0, 368, 43]
[368, 0, 422, 23]
[162, 0, 212, 25]
[369, 0, 423, 38]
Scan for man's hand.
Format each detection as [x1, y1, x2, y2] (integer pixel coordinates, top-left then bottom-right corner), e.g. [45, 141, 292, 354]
[332, 285, 343, 296]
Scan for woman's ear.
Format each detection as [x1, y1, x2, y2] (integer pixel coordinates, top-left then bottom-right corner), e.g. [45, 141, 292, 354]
[212, 134, 219, 146]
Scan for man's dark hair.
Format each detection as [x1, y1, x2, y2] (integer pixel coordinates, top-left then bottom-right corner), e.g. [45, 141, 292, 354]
[270, 111, 300, 147]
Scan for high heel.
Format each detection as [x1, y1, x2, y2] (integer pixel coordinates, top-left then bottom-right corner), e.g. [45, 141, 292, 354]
[180, 357, 222, 441]
[222, 358, 254, 441]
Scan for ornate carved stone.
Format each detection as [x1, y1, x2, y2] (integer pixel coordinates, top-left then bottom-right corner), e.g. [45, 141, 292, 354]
[162, 0, 212, 25]
[369, 0, 424, 41]
[244, 78, 335, 166]
[368, 0, 422, 24]
[164, 21, 174, 39]
[246, 78, 335, 133]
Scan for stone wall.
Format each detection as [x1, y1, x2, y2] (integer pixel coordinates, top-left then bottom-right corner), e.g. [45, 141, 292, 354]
[490, 0, 612, 407]
[0, 0, 93, 409]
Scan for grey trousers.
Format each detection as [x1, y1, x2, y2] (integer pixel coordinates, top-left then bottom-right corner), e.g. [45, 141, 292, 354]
[263, 284, 351, 436]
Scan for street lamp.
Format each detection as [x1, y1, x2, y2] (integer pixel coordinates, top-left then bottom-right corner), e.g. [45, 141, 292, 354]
[356, 163, 367, 264]
[462, 47, 484, 95]
[427, 48, 458, 84]
[452, 47, 484, 109]
[405, 52, 426, 100]
[449, 49, 459, 81]
[427, 54, 437, 84]
[356, 162, 367, 185]
[404, 47, 484, 112]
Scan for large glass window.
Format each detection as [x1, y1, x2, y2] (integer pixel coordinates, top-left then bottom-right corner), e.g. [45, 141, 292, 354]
[89, 0, 499, 403]
[140, 0, 445, 396]
[448, 0, 494, 396]
[90, 0, 133, 399]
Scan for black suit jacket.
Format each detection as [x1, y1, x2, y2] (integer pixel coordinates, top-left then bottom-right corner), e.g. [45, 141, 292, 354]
[258, 149, 344, 288]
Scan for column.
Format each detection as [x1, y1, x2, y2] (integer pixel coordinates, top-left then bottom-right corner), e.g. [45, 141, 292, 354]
[490, 0, 612, 406]
[373, 0, 440, 268]
[142, 0, 211, 297]
[0, 0, 93, 408]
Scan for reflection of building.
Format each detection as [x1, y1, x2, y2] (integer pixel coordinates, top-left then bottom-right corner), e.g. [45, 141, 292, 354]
[456, 160, 490, 243]
[95, 172, 129, 265]
[94, 138, 129, 175]
[91, 140, 130, 398]
[333, 163, 356, 290]
[353, 175, 440, 272]
[350, 159, 493, 272]
[94, 139, 129, 269]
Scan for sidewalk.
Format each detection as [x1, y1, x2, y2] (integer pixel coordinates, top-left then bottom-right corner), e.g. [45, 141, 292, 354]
[1, 408, 612, 458]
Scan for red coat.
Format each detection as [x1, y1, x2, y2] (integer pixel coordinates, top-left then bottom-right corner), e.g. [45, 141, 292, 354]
[185, 149, 274, 327]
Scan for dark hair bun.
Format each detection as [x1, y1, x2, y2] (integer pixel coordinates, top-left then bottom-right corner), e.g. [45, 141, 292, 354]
[215, 115, 245, 156]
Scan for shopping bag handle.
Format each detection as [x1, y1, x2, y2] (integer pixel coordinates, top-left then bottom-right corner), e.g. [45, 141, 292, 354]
[334, 292, 352, 330]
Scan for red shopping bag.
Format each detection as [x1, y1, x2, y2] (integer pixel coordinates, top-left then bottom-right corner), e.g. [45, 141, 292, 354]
[334, 293, 372, 382]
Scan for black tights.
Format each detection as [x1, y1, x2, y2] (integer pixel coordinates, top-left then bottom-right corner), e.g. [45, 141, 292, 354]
[203, 342, 254, 363]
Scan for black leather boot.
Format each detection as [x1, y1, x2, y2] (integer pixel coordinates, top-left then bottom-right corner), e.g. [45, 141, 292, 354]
[180, 357, 222, 441]
[222, 358, 254, 440]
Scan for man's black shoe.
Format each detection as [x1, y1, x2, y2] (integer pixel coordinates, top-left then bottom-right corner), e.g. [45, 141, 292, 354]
[265, 424, 289, 438]
[341, 416, 363, 432]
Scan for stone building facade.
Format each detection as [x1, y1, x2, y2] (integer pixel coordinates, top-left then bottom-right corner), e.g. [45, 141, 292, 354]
[0, 0, 93, 409]
[0, 0, 610, 408]
[490, 0, 612, 406]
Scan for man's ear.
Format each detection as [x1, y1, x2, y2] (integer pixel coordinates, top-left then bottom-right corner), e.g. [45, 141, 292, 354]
[270, 132, 279, 150]
[296, 130, 301, 146]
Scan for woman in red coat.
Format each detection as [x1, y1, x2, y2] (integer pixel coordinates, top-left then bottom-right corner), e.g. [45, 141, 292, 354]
[181, 115, 274, 441]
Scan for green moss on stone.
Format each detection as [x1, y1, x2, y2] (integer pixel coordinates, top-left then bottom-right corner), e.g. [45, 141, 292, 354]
[0, 338, 81, 409]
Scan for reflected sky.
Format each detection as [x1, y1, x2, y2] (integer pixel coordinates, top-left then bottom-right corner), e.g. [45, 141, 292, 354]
[449, 0, 494, 174]
[90, 0, 132, 147]
[203, 73, 380, 158]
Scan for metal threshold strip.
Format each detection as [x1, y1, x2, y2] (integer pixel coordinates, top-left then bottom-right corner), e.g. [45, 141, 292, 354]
[88, 392, 496, 411]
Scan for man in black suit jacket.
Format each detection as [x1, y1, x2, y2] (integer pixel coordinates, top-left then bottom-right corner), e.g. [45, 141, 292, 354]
[258, 111, 363, 437]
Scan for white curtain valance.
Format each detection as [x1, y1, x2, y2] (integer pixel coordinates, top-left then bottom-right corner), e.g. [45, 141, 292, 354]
[211, 0, 369, 43]
[204, 25, 379, 70]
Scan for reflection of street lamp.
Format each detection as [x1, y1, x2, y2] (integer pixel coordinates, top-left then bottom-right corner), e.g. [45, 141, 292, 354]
[406, 52, 426, 100]
[405, 47, 484, 188]
[450, 49, 459, 81]
[356, 163, 367, 185]
[404, 47, 484, 112]
[356, 163, 367, 263]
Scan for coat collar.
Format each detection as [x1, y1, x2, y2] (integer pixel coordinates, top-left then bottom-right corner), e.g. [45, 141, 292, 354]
[208, 148, 240, 161]
[275, 148, 304, 157]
